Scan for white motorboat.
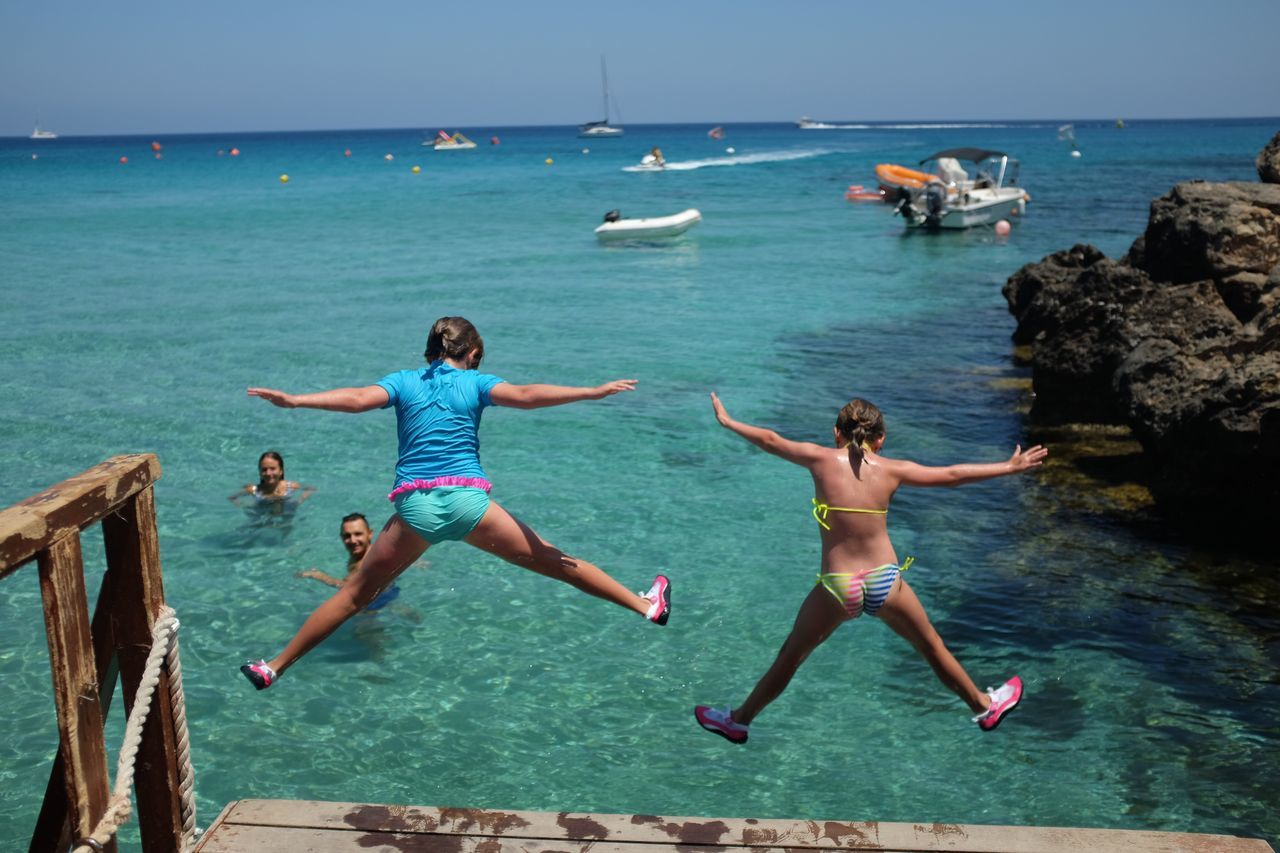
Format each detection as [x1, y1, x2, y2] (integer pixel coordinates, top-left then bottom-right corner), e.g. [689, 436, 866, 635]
[579, 56, 624, 138]
[30, 124, 57, 140]
[886, 148, 1029, 229]
[428, 131, 476, 150]
[595, 208, 701, 241]
[796, 117, 837, 130]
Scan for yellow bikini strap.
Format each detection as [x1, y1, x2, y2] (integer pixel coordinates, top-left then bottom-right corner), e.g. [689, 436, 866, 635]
[900, 556, 915, 572]
[811, 498, 888, 530]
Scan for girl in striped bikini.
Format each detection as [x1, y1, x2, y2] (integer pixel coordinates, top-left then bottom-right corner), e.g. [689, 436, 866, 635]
[694, 394, 1046, 743]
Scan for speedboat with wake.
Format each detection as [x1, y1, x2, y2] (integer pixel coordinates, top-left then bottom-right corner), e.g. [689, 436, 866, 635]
[594, 208, 701, 241]
[876, 148, 1028, 229]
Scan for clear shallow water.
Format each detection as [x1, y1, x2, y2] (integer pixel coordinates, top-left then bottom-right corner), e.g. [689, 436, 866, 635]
[2, 119, 1278, 847]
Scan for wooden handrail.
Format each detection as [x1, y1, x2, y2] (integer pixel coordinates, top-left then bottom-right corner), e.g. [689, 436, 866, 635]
[0, 454, 160, 577]
[2, 454, 185, 853]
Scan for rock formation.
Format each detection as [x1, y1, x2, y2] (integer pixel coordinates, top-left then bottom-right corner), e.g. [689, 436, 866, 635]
[1003, 131, 1280, 538]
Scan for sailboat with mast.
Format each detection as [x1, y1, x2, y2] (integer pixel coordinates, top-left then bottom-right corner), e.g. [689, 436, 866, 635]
[579, 56, 624, 138]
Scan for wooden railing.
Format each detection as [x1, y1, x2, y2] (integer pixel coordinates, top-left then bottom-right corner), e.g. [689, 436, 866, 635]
[1, 454, 186, 853]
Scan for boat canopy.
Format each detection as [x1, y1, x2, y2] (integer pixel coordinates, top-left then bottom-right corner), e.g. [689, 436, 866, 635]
[919, 148, 1006, 164]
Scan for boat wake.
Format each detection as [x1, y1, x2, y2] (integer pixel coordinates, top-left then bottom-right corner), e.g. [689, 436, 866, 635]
[804, 122, 1052, 130]
[622, 148, 828, 172]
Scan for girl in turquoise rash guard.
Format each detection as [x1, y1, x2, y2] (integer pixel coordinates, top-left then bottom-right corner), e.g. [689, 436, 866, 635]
[239, 316, 670, 691]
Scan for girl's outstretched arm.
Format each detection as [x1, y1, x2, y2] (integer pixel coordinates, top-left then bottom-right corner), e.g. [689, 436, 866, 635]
[247, 385, 389, 413]
[889, 444, 1048, 488]
[710, 392, 821, 466]
[489, 379, 636, 410]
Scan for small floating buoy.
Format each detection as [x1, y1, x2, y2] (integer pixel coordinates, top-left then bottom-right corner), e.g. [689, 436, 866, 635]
[230, 148, 240, 157]
[491, 136, 500, 145]
[154, 153, 163, 160]
[582, 148, 589, 155]
[279, 174, 289, 184]
[1070, 150, 1082, 158]
[384, 153, 394, 161]
[344, 149, 352, 157]
[151, 141, 162, 152]
[995, 220, 1011, 236]
[412, 165, 421, 174]
[545, 157, 553, 165]
[119, 156, 128, 164]
[726, 147, 735, 154]
[31, 154, 38, 160]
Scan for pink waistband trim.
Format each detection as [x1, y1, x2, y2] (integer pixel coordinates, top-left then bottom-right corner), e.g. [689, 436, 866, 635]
[388, 477, 493, 501]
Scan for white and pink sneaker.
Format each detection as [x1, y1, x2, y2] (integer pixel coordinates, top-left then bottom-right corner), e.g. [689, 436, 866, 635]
[240, 659, 277, 691]
[641, 574, 671, 625]
[973, 676, 1023, 731]
[695, 705, 749, 744]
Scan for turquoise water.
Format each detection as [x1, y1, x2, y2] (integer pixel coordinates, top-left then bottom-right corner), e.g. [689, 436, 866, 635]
[2, 119, 1278, 847]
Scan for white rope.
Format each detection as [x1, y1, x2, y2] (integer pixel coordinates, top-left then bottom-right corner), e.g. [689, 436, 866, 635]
[72, 605, 199, 853]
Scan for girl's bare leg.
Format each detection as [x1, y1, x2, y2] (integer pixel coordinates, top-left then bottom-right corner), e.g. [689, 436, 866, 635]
[266, 515, 429, 675]
[463, 500, 649, 615]
[734, 585, 845, 726]
[876, 578, 989, 714]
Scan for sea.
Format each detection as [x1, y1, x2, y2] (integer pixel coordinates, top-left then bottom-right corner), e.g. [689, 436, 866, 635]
[2, 118, 1278, 848]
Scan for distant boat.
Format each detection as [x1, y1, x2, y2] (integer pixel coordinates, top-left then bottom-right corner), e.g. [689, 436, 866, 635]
[428, 130, 476, 150]
[1115, 118, 1126, 129]
[707, 126, 725, 140]
[579, 56, 624, 138]
[30, 124, 57, 140]
[797, 117, 837, 130]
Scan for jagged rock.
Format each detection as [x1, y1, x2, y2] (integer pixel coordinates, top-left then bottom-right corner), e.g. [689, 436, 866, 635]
[1129, 181, 1280, 322]
[1258, 130, 1280, 183]
[1004, 162, 1280, 537]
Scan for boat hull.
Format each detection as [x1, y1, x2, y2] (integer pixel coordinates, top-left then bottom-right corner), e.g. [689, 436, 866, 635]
[595, 209, 701, 240]
[908, 189, 1028, 229]
[579, 125, 624, 138]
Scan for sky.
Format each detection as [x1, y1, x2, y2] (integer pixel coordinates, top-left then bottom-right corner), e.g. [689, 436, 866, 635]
[3, 0, 1278, 137]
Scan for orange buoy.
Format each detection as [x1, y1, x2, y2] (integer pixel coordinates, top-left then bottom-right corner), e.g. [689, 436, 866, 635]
[119, 156, 128, 164]
[490, 136, 500, 145]
[344, 149, 352, 157]
[230, 147, 240, 157]
[151, 141, 162, 152]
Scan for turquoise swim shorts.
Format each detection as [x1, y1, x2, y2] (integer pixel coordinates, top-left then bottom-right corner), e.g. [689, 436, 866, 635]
[393, 487, 491, 544]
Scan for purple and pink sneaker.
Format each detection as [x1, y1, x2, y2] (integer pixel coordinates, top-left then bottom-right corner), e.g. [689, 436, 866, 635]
[240, 659, 277, 691]
[973, 676, 1023, 731]
[694, 705, 749, 744]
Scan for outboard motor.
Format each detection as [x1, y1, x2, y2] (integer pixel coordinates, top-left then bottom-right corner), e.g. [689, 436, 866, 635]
[603, 209, 622, 223]
[925, 182, 947, 217]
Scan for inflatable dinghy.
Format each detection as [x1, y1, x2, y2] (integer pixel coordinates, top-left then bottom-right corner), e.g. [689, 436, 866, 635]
[595, 208, 701, 241]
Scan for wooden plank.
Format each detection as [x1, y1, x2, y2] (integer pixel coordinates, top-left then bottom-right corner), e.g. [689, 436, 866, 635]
[29, 563, 122, 853]
[195, 826, 822, 853]
[203, 801, 1274, 853]
[37, 534, 113, 851]
[0, 453, 160, 577]
[104, 485, 185, 853]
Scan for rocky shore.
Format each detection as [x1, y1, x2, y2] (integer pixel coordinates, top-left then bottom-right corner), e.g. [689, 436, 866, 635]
[1003, 131, 1280, 540]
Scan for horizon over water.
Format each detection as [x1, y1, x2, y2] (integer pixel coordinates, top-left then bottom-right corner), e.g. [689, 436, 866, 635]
[2, 117, 1278, 848]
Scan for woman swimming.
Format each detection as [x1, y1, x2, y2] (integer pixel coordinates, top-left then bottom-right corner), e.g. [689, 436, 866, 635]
[240, 316, 670, 691]
[229, 451, 315, 516]
[694, 394, 1046, 743]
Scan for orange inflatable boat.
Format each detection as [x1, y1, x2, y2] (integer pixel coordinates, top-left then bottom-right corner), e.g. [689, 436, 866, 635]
[874, 163, 939, 190]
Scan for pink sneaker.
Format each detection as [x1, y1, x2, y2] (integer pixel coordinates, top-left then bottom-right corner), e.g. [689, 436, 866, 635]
[694, 705, 749, 744]
[240, 659, 277, 691]
[973, 676, 1023, 731]
[641, 574, 670, 625]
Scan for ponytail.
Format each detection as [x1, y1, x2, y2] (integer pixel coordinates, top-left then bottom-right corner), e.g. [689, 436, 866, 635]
[835, 399, 884, 457]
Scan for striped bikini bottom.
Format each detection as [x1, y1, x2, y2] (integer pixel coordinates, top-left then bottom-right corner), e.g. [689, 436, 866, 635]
[816, 557, 913, 620]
